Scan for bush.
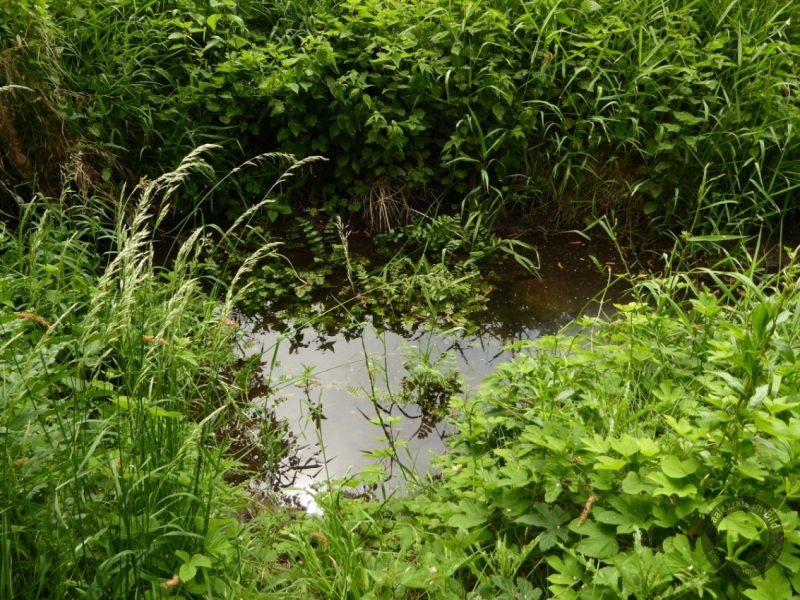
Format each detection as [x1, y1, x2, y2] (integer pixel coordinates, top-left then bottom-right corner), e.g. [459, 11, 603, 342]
[4, 0, 799, 224]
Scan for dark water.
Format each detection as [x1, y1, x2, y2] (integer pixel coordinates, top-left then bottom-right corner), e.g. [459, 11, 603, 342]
[243, 232, 630, 509]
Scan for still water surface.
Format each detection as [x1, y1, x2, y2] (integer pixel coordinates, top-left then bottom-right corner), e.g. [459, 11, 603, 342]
[244, 234, 628, 504]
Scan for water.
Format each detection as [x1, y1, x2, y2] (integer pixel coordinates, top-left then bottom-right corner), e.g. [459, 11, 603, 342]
[242, 232, 629, 506]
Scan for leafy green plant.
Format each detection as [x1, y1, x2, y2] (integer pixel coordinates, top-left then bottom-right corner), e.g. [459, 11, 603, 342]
[5, 0, 799, 226]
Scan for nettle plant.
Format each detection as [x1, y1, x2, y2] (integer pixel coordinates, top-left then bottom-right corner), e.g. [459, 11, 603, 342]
[421, 259, 800, 598]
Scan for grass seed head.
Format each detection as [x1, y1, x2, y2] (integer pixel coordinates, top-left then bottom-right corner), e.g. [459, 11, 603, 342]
[14, 311, 51, 328]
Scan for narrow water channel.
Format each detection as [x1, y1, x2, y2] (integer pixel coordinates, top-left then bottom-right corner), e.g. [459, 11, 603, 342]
[243, 233, 630, 507]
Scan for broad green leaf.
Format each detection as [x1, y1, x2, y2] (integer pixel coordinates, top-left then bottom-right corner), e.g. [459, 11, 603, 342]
[206, 13, 221, 31]
[592, 566, 619, 589]
[147, 406, 184, 419]
[663, 535, 694, 571]
[673, 111, 704, 125]
[516, 504, 569, 550]
[190, 554, 212, 568]
[610, 435, 640, 457]
[555, 10, 574, 26]
[744, 568, 792, 600]
[179, 563, 197, 583]
[647, 472, 697, 497]
[544, 479, 563, 503]
[751, 302, 771, 349]
[546, 556, 583, 586]
[594, 510, 631, 526]
[593, 456, 627, 471]
[663, 416, 693, 436]
[575, 527, 619, 559]
[582, 435, 610, 453]
[581, 0, 601, 13]
[660, 455, 699, 479]
[110, 396, 136, 410]
[636, 437, 660, 457]
[569, 519, 619, 558]
[492, 104, 505, 122]
[498, 465, 532, 487]
[448, 500, 489, 529]
[735, 463, 769, 482]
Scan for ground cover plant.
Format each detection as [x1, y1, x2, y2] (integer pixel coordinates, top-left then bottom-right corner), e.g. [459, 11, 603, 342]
[202, 209, 538, 333]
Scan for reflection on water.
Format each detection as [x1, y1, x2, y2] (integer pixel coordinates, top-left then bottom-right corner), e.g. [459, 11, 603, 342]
[243, 235, 628, 505]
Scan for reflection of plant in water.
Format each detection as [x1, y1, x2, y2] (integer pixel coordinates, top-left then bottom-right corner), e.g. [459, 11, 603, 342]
[203, 211, 538, 330]
[396, 343, 464, 440]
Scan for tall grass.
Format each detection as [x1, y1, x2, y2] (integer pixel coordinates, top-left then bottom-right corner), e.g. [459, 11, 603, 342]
[0, 153, 283, 598]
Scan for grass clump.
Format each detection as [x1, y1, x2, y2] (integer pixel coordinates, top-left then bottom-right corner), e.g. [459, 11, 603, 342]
[0, 173, 284, 598]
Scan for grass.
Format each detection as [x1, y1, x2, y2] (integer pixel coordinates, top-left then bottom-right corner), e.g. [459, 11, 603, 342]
[0, 152, 289, 598]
